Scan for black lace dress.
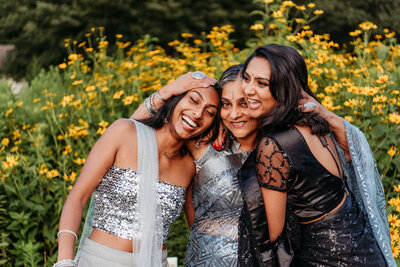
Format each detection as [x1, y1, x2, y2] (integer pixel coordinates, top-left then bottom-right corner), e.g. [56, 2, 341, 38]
[238, 126, 386, 267]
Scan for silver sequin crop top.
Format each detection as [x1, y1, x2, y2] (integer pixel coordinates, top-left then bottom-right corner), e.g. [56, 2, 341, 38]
[92, 166, 186, 244]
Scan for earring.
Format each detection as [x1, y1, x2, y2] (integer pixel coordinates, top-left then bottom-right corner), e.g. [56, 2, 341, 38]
[194, 134, 203, 148]
[163, 117, 168, 124]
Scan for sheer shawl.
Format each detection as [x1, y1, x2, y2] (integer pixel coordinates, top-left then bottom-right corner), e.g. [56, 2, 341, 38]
[78, 119, 163, 266]
[337, 119, 395, 266]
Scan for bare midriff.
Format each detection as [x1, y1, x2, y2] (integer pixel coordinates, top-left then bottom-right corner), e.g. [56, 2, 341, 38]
[89, 228, 166, 252]
[299, 193, 347, 225]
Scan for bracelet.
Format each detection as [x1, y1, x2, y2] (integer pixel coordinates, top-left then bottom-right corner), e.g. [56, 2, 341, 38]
[144, 97, 156, 116]
[52, 259, 77, 267]
[156, 91, 166, 102]
[57, 230, 78, 241]
[149, 93, 158, 114]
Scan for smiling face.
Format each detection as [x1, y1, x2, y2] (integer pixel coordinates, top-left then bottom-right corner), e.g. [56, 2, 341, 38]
[220, 79, 259, 144]
[170, 86, 219, 140]
[242, 56, 277, 119]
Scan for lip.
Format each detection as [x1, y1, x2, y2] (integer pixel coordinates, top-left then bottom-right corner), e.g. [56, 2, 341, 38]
[247, 98, 261, 110]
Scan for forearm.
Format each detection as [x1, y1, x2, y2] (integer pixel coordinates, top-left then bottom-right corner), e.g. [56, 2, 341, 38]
[57, 193, 86, 261]
[323, 111, 351, 161]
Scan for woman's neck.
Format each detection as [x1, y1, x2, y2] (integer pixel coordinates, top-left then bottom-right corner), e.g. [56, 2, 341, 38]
[236, 131, 259, 152]
[155, 125, 184, 157]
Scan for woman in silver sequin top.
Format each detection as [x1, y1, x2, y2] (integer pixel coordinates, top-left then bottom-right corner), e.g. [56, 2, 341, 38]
[55, 72, 221, 267]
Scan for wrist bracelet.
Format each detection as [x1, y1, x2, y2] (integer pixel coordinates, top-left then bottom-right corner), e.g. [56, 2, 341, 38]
[149, 93, 158, 114]
[57, 230, 78, 242]
[156, 91, 166, 102]
[53, 259, 77, 267]
[144, 97, 156, 116]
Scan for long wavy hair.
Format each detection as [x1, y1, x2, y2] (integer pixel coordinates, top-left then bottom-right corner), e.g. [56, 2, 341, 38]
[139, 83, 222, 150]
[243, 44, 330, 136]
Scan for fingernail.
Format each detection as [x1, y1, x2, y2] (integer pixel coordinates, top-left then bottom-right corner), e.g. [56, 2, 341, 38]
[218, 145, 222, 150]
[222, 139, 225, 144]
[212, 144, 217, 149]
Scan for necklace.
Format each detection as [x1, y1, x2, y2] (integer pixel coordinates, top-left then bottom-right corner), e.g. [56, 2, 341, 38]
[163, 150, 180, 159]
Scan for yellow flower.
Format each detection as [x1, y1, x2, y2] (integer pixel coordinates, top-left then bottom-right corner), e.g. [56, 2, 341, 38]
[60, 95, 75, 107]
[264, 0, 273, 3]
[63, 145, 72, 155]
[250, 24, 264, 31]
[113, 90, 124, 99]
[388, 146, 397, 157]
[389, 197, 400, 207]
[73, 158, 86, 165]
[313, 10, 324, 15]
[116, 34, 123, 39]
[181, 33, 193, 38]
[373, 95, 387, 103]
[1, 155, 19, 170]
[86, 48, 93, 52]
[344, 116, 353, 122]
[349, 30, 362, 37]
[389, 214, 400, 227]
[17, 101, 23, 107]
[5, 108, 13, 117]
[98, 121, 109, 128]
[392, 246, 400, 258]
[101, 86, 109, 92]
[194, 39, 202, 45]
[307, 3, 315, 8]
[85, 85, 96, 92]
[1, 138, 10, 146]
[394, 185, 400, 192]
[97, 127, 107, 135]
[359, 21, 377, 31]
[388, 113, 400, 124]
[386, 32, 396, 38]
[63, 172, 77, 182]
[72, 80, 83, 86]
[46, 169, 60, 178]
[58, 63, 67, 69]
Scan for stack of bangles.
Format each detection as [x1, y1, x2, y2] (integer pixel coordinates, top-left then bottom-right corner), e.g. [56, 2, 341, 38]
[53, 230, 78, 267]
[144, 91, 166, 115]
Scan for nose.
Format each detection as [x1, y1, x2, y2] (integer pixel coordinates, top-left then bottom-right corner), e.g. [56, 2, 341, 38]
[242, 81, 255, 98]
[229, 105, 241, 120]
[192, 108, 202, 119]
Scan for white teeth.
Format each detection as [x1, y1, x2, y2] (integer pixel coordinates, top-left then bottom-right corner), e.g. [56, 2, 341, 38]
[232, 122, 245, 126]
[182, 115, 198, 129]
[248, 99, 259, 104]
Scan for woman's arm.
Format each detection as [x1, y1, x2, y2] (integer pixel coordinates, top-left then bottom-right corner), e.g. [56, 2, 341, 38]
[131, 72, 217, 120]
[56, 120, 129, 261]
[300, 91, 351, 161]
[184, 184, 195, 228]
[256, 137, 291, 242]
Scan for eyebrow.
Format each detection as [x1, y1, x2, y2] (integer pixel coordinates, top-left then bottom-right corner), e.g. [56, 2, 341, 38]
[191, 90, 219, 109]
[244, 71, 270, 81]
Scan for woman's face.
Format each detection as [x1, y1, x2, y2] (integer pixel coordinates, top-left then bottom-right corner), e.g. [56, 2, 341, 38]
[220, 79, 259, 142]
[242, 56, 277, 119]
[170, 86, 219, 140]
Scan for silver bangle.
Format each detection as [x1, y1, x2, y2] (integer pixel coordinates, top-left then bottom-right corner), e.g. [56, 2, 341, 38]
[57, 230, 78, 241]
[156, 91, 166, 102]
[144, 96, 157, 116]
[52, 259, 77, 267]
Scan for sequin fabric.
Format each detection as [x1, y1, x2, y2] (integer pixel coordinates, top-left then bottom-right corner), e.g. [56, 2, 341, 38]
[185, 141, 250, 267]
[92, 166, 186, 244]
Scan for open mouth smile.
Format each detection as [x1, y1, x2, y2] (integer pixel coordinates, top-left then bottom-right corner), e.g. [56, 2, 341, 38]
[182, 115, 199, 130]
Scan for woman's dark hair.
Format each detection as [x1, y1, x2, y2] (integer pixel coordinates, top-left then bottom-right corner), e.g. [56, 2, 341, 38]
[219, 64, 244, 88]
[139, 84, 222, 153]
[243, 44, 330, 135]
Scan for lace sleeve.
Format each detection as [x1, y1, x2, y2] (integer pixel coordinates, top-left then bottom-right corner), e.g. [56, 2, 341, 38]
[256, 137, 292, 192]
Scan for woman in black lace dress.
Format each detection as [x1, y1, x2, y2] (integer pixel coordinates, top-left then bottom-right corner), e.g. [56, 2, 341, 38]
[237, 44, 393, 266]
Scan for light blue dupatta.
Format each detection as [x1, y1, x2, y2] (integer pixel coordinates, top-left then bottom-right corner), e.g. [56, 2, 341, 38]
[336, 119, 395, 266]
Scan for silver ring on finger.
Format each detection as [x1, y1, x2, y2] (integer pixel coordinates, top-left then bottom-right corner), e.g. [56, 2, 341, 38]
[303, 102, 317, 109]
[192, 71, 206, 80]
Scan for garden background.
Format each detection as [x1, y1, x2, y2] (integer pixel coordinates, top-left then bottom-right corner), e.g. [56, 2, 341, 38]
[1, 0, 400, 266]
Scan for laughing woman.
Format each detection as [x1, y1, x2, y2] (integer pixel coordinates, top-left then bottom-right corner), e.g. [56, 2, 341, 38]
[238, 44, 394, 266]
[54, 73, 221, 267]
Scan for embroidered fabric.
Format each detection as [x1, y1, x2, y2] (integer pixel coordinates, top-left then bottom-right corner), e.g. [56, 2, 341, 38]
[185, 140, 250, 267]
[256, 137, 291, 192]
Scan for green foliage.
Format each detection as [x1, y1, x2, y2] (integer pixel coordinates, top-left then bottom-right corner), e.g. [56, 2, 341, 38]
[0, 0, 400, 265]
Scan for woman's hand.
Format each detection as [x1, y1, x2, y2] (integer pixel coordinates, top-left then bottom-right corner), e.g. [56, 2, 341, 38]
[211, 122, 226, 150]
[159, 72, 217, 100]
[131, 72, 217, 120]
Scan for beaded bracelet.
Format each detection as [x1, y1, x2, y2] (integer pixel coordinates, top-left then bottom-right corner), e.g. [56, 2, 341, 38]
[144, 97, 156, 116]
[52, 259, 77, 267]
[149, 93, 158, 114]
[57, 230, 78, 241]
